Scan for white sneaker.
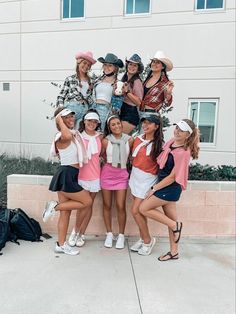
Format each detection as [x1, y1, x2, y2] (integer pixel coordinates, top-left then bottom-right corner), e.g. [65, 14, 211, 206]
[138, 237, 156, 256]
[104, 232, 114, 248]
[68, 229, 79, 247]
[54, 242, 79, 256]
[76, 234, 85, 247]
[130, 239, 143, 252]
[43, 200, 58, 222]
[116, 234, 125, 249]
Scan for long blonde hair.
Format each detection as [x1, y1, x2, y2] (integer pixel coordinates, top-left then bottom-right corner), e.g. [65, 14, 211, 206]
[183, 119, 200, 159]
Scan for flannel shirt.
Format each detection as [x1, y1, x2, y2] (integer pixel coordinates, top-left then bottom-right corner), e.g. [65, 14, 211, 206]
[141, 74, 173, 111]
[56, 74, 94, 107]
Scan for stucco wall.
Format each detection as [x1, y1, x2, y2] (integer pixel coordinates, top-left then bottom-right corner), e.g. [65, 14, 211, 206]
[7, 174, 236, 237]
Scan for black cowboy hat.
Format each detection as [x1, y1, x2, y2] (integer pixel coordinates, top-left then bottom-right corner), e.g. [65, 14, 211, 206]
[98, 53, 124, 68]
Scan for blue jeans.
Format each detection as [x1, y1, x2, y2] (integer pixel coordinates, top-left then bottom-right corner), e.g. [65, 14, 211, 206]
[91, 103, 112, 131]
[64, 101, 88, 130]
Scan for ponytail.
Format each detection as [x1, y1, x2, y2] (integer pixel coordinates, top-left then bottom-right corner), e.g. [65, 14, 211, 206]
[183, 119, 200, 159]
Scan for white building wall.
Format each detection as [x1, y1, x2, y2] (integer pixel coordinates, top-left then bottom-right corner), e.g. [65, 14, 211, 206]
[0, 0, 235, 165]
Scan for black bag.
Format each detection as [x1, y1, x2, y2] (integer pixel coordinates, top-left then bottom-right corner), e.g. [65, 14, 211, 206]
[0, 208, 18, 254]
[10, 208, 42, 242]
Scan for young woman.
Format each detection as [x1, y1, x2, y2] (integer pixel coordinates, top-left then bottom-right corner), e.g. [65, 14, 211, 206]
[129, 115, 163, 256]
[92, 53, 124, 131]
[68, 110, 103, 247]
[140, 51, 174, 116]
[140, 119, 200, 261]
[43, 107, 92, 255]
[120, 54, 144, 135]
[101, 115, 134, 249]
[56, 51, 96, 128]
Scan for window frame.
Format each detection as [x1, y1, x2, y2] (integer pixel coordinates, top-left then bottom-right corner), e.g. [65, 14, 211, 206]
[61, 0, 85, 21]
[194, 0, 225, 12]
[124, 0, 151, 17]
[188, 98, 219, 147]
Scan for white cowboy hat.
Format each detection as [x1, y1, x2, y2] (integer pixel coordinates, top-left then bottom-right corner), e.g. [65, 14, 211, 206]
[151, 51, 173, 72]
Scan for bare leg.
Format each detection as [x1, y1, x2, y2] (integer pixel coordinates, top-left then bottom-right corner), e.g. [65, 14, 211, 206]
[75, 192, 97, 234]
[102, 189, 113, 232]
[140, 196, 182, 244]
[122, 121, 135, 135]
[56, 190, 92, 211]
[158, 203, 179, 260]
[140, 196, 177, 230]
[57, 193, 71, 246]
[115, 189, 127, 234]
[130, 196, 151, 244]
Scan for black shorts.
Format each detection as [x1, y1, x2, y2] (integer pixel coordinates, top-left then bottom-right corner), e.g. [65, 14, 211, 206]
[120, 102, 140, 127]
[154, 184, 182, 202]
[49, 165, 83, 193]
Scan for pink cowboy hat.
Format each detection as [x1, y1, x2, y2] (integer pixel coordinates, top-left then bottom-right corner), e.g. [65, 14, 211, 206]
[75, 51, 96, 65]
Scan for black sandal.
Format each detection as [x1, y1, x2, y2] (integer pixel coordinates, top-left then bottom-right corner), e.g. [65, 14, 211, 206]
[158, 251, 179, 261]
[173, 222, 183, 243]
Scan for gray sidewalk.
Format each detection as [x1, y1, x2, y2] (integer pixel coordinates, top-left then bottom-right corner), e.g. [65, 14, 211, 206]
[0, 237, 235, 314]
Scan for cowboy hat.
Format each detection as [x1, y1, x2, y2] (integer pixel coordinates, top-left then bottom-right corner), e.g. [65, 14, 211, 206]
[126, 54, 144, 73]
[151, 51, 173, 72]
[75, 51, 96, 65]
[98, 53, 124, 68]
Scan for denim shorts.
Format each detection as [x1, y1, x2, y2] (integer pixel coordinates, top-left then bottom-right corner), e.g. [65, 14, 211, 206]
[91, 103, 112, 131]
[64, 101, 88, 129]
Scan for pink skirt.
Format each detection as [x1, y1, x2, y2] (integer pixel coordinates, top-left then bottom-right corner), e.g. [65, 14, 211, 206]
[101, 163, 129, 190]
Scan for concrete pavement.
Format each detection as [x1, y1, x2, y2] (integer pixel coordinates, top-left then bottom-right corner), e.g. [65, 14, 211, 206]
[0, 237, 235, 314]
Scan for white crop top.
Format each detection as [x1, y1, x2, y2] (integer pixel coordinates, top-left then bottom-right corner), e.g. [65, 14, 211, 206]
[106, 141, 130, 164]
[58, 141, 80, 165]
[95, 82, 113, 103]
[79, 81, 89, 97]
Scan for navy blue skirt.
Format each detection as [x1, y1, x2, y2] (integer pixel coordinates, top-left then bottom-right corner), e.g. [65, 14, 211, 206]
[154, 184, 182, 202]
[120, 102, 140, 127]
[49, 165, 83, 193]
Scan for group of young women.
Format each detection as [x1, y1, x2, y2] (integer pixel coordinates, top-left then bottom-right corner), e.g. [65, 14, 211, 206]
[43, 50, 200, 261]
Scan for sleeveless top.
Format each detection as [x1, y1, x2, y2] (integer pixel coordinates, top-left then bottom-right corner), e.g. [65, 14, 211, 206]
[95, 81, 113, 103]
[58, 141, 80, 165]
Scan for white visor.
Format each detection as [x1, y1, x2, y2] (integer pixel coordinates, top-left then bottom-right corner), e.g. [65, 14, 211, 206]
[174, 120, 193, 134]
[60, 108, 75, 117]
[84, 112, 100, 122]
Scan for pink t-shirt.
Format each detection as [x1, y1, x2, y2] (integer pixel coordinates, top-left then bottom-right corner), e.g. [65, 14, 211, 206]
[79, 136, 101, 181]
[124, 79, 144, 106]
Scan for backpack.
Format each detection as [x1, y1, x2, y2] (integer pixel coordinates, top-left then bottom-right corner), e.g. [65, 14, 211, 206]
[0, 208, 19, 254]
[10, 208, 42, 242]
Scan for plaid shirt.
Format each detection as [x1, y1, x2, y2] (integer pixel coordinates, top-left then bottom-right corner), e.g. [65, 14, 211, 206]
[141, 74, 173, 111]
[56, 74, 94, 107]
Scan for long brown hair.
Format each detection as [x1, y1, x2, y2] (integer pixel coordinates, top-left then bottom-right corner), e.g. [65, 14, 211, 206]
[76, 59, 91, 88]
[149, 117, 164, 161]
[182, 119, 200, 159]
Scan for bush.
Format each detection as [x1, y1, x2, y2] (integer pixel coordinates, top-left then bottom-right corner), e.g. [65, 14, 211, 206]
[0, 154, 59, 207]
[189, 163, 236, 181]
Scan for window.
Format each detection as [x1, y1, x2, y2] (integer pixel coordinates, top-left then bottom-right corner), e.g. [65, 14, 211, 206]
[3, 83, 10, 91]
[195, 0, 224, 10]
[125, 0, 150, 15]
[62, 0, 84, 19]
[189, 99, 218, 144]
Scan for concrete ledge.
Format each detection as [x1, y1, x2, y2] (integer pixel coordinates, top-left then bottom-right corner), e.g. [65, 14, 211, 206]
[7, 174, 236, 237]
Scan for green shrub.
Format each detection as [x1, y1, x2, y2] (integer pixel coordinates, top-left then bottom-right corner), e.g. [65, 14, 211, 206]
[189, 163, 236, 181]
[0, 154, 59, 207]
